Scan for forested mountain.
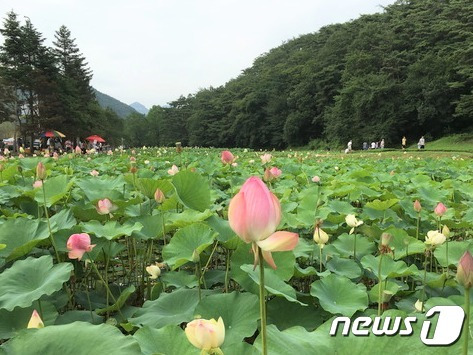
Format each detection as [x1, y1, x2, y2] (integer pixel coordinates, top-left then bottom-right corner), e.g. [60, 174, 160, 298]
[94, 88, 137, 118]
[126, 0, 473, 149]
[0, 12, 125, 144]
[130, 102, 148, 115]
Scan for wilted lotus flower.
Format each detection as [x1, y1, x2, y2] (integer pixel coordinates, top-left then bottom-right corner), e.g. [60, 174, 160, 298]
[457, 251, 473, 289]
[228, 177, 298, 269]
[168, 164, 179, 175]
[413, 200, 422, 212]
[312, 176, 321, 183]
[145, 263, 161, 279]
[96, 198, 118, 215]
[27, 310, 44, 329]
[434, 202, 447, 217]
[67, 233, 96, 260]
[424, 230, 446, 247]
[221, 150, 235, 165]
[313, 227, 329, 247]
[381, 233, 392, 246]
[32, 180, 43, 189]
[154, 188, 165, 203]
[260, 153, 272, 164]
[345, 214, 363, 234]
[185, 317, 225, 352]
[90, 170, 99, 177]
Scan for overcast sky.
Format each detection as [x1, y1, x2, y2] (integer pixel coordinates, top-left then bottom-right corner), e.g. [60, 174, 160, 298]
[0, 0, 395, 108]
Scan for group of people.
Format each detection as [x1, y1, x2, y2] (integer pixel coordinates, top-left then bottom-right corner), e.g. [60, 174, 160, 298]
[402, 136, 425, 150]
[345, 136, 426, 153]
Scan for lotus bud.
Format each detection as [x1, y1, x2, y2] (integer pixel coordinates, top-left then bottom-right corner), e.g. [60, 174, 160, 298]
[442, 225, 451, 238]
[434, 202, 447, 217]
[260, 153, 272, 164]
[154, 188, 165, 203]
[130, 166, 138, 174]
[221, 150, 235, 165]
[413, 199, 422, 212]
[27, 310, 44, 329]
[312, 176, 320, 183]
[382, 290, 394, 303]
[381, 233, 392, 246]
[313, 227, 329, 246]
[457, 251, 473, 289]
[96, 198, 117, 215]
[36, 162, 46, 180]
[185, 317, 225, 351]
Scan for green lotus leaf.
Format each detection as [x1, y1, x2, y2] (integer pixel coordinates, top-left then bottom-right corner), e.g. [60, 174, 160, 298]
[0, 218, 49, 261]
[434, 240, 473, 267]
[136, 178, 173, 199]
[326, 233, 376, 259]
[365, 198, 399, 211]
[33, 175, 74, 207]
[0, 322, 141, 354]
[95, 285, 135, 315]
[241, 264, 305, 305]
[0, 256, 73, 311]
[0, 302, 57, 339]
[162, 223, 215, 269]
[326, 256, 363, 279]
[194, 292, 259, 346]
[129, 289, 201, 328]
[50, 208, 77, 233]
[76, 176, 125, 201]
[172, 170, 210, 212]
[133, 325, 196, 355]
[310, 273, 368, 317]
[161, 271, 199, 289]
[129, 214, 164, 240]
[361, 254, 418, 280]
[81, 220, 143, 240]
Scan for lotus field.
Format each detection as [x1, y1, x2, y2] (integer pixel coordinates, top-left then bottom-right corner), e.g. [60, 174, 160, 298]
[1, 147, 473, 354]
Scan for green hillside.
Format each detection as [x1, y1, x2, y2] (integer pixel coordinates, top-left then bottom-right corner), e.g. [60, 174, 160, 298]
[127, 0, 473, 149]
[94, 88, 137, 118]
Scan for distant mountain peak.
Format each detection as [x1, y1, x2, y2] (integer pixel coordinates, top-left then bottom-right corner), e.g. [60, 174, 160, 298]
[93, 88, 137, 118]
[130, 102, 149, 115]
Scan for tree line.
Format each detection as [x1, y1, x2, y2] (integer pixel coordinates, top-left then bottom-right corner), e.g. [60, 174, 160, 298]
[0, 11, 123, 146]
[126, 0, 473, 149]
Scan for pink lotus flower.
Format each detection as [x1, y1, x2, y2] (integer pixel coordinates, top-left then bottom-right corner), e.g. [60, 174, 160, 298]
[32, 180, 43, 189]
[36, 162, 46, 180]
[90, 170, 99, 176]
[96, 198, 117, 215]
[107, 150, 113, 155]
[53, 152, 59, 160]
[231, 162, 238, 167]
[434, 202, 447, 217]
[221, 150, 235, 165]
[457, 251, 473, 289]
[67, 233, 96, 260]
[18, 154, 24, 159]
[154, 188, 165, 203]
[75, 146, 82, 154]
[130, 156, 136, 163]
[27, 310, 44, 329]
[228, 177, 298, 269]
[168, 164, 179, 175]
[185, 317, 225, 351]
[260, 153, 272, 164]
[413, 200, 422, 212]
[263, 167, 282, 181]
[312, 176, 320, 183]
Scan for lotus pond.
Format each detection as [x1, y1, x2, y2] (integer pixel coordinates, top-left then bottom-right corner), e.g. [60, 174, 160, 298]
[0, 148, 472, 354]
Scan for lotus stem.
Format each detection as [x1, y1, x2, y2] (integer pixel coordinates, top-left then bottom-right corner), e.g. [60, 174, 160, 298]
[258, 246, 268, 355]
[224, 249, 230, 293]
[378, 254, 384, 316]
[42, 181, 60, 263]
[463, 287, 470, 355]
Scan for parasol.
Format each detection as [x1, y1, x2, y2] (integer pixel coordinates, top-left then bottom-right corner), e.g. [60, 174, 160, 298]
[86, 135, 106, 143]
[41, 130, 66, 138]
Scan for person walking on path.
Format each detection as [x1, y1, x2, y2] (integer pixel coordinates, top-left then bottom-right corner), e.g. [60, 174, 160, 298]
[418, 136, 425, 149]
[402, 136, 407, 149]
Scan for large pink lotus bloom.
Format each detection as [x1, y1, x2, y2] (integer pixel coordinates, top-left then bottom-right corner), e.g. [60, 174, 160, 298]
[168, 164, 179, 175]
[228, 177, 298, 269]
[221, 150, 235, 165]
[67, 233, 96, 260]
[96, 198, 117, 215]
[434, 202, 447, 217]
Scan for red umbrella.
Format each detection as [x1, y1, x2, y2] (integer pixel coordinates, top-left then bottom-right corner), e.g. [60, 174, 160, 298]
[86, 135, 106, 143]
